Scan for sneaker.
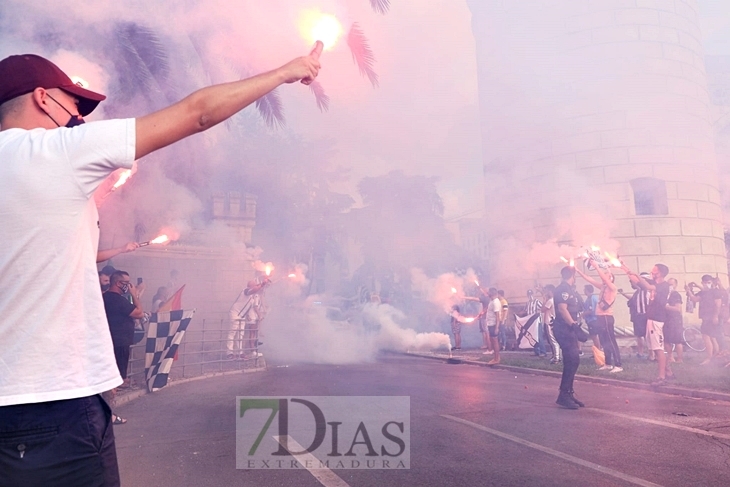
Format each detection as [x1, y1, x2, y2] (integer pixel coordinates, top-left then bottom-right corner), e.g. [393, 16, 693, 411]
[556, 392, 579, 410]
[598, 365, 613, 371]
[451, 347, 461, 351]
[609, 366, 623, 373]
[226, 353, 235, 360]
[578, 350, 585, 356]
[549, 358, 561, 365]
[482, 350, 494, 355]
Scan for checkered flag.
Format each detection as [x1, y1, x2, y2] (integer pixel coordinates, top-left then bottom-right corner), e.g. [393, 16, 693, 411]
[144, 309, 195, 392]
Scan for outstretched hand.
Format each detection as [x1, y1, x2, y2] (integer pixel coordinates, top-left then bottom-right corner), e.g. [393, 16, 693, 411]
[279, 41, 323, 85]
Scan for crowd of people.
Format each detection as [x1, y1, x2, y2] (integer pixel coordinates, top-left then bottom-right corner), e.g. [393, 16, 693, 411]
[446, 258, 729, 410]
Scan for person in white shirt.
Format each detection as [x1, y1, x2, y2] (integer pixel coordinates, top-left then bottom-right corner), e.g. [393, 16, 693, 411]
[541, 285, 560, 364]
[0, 46, 321, 486]
[484, 287, 503, 365]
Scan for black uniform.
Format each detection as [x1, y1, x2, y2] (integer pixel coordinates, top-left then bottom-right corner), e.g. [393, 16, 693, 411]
[553, 281, 582, 394]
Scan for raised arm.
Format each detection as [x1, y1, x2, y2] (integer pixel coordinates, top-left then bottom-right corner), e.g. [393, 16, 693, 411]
[134, 44, 322, 160]
[574, 265, 602, 290]
[595, 266, 617, 291]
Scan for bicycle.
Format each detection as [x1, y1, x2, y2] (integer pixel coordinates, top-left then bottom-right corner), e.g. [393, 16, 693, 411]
[682, 326, 706, 352]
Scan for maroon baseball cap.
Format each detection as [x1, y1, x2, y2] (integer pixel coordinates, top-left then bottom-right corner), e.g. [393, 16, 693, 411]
[0, 54, 106, 116]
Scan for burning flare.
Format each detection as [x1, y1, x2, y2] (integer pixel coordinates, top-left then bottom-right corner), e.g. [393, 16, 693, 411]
[265, 264, 273, 276]
[70, 76, 89, 88]
[288, 273, 296, 278]
[139, 234, 169, 247]
[451, 287, 457, 294]
[604, 251, 622, 268]
[112, 169, 132, 189]
[301, 11, 343, 50]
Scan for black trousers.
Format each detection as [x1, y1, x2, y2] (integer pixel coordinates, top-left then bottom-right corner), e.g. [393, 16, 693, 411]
[0, 394, 119, 487]
[553, 323, 580, 393]
[596, 315, 621, 367]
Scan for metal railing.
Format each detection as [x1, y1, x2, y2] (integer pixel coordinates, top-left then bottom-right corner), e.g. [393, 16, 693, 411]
[125, 318, 265, 390]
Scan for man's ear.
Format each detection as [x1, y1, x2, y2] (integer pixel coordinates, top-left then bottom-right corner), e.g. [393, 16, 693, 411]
[31, 87, 51, 114]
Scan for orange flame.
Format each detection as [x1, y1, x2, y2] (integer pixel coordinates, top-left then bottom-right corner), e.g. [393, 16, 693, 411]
[604, 251, 622, 268]
[560, 256, 569, 263]
[301, 11, 342, 50]
[265, 265, 273, 276]
[474, 279, 480, 287]
[288, 273, 296, 278]
[463, 317, 475, 323]
[113, 169, 132, 189]
[150, 234, 169, 244]
[451, 287, 457, 294]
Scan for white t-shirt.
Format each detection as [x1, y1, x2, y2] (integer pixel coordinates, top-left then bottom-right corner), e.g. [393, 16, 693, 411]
[486, 298, 501, 326]
[229, 289, 261, 323]
[0, 119, 136, 406]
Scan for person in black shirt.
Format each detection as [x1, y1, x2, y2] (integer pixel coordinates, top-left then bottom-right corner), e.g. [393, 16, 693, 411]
[622, 262, 670, 386]
[685, 274, 723, 365]
[103, 270, 144, 424]
[553, 266, 584, 409]
[664, 278, 684, 365]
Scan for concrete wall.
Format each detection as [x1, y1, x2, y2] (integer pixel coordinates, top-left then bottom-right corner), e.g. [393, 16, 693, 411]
[101, 245, 257, 332]
[467, 0, 727, 326]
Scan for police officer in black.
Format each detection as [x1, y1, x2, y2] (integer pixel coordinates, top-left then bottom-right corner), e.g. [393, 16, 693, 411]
[553, 266, 585, 409]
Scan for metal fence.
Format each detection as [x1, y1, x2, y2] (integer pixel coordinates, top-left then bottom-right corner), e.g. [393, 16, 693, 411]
[125, 318, 265, 390]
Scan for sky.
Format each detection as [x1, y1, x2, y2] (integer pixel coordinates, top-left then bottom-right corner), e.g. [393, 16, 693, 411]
[1, 0, 729, 221]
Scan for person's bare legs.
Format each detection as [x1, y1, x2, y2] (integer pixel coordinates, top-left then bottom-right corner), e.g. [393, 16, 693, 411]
[656, 349, 667, 380]
[675, 343, 684, 363]
[454, 333, 462, 349]
[665, 342, 675, 363]
[487, 331, 501, 364]
[481, 332, 490, 349]
[701, 334, 714, 365]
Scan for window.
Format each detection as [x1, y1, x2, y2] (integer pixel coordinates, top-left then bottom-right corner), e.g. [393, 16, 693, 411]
[630, 178, 668, 216]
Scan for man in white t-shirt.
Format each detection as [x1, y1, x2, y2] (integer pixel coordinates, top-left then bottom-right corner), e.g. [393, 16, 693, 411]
[0, 48, 321, 485]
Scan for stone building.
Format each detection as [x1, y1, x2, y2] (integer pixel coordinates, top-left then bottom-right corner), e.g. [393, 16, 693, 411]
[467, 0, 728, 318]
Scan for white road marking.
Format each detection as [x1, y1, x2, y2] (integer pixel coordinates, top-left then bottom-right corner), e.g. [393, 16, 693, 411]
[441, 414, 663, 487]
[590, 408, 730, 441]
[273, 435, 351, 487]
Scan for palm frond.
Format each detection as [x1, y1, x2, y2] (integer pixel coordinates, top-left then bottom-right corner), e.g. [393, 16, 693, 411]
[309, 81, 330, 112]
[114, 22, 170, 102]
[369, 0, 391, 14]
[347, 23, 379, 88]
[255, 90, 285, 129]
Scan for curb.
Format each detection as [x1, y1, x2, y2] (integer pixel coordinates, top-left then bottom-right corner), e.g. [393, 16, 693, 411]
[401, 352, 730, 403]
[115, 365, 267, 407]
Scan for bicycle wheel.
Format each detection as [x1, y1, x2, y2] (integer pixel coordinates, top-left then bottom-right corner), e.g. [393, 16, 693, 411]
[683, 326, 706, 352]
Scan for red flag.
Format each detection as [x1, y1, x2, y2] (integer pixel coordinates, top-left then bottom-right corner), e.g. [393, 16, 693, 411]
[157, 285, 185, 361]
[158, 285, 185, 312]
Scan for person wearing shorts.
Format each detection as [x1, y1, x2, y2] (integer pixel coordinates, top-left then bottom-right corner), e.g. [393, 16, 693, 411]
[622, 263, 671, 386]
[664, 279, 684, 364]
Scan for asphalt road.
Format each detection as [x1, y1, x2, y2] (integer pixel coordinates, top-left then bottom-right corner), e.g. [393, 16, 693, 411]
[115, 354, 730, 487]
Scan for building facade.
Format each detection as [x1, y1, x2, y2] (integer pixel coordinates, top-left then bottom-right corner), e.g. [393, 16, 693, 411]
[467, 0, 728, 305]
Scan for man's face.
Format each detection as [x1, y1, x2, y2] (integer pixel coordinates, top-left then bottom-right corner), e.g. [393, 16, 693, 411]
[584, 286, 592, 295]
[651, 266, 660, 280]
[99, 274, 110, 289]
[115, 276, 131, 294]
[44, 88, 81, 126]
